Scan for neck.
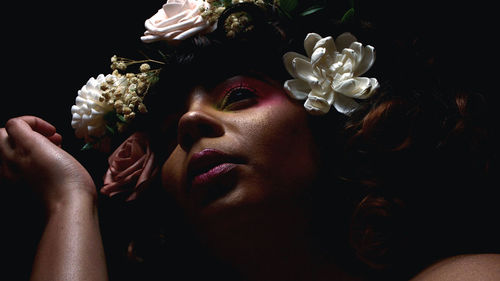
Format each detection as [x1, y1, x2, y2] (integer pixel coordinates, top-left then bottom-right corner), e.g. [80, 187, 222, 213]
[193, 201, 364, 281]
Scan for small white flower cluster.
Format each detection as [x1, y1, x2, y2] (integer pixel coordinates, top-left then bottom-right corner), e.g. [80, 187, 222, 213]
[230, 0, 266, 6]
[224, 11, 252, 38]
[71, 56, 162, 144]
[106, 55, 153, 122]
[199, 1, 226, 25]
[200, 0, 268, 37]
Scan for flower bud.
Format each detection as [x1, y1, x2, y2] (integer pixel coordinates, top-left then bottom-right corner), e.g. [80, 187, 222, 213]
[117, 62, 127, 71]
[114, 100, 124, 109]
[140, 63, 151, 73]
[123, 106, 132, 115]
[138, 103, 148, 113]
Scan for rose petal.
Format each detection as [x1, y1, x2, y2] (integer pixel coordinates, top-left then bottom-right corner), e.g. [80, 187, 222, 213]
[173, 23, 211, 40]
[141, 34, 161, 43]
[284, 79, 311, 100]
[111, 156, 146, 178]
[163, 2, 186, 18]
[101, 169, 143, 194]
[148, 15, 198, 34]
[137, 151, 156, 186]
[148, 10, 189, 30]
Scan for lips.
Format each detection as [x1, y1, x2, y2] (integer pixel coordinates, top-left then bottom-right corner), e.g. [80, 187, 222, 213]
[187, 148, 242, 190]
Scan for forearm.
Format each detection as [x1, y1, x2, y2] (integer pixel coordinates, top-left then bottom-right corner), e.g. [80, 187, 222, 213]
[30, 192, 108, 281]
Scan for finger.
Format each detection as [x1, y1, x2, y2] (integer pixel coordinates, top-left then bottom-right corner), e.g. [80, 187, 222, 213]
[0, 128, 15, 159]
[5, 117, 53, 145]
[47, 133, 62, 147]
[19, 116, 57, 137]
[6, 116, 56, 139]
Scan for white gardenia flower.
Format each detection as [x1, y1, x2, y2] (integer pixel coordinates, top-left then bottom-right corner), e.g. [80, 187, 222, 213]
[71, 74, 122, 141]
[283, 32, 379, 115]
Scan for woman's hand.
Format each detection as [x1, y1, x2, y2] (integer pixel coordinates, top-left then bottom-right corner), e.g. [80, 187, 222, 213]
[1, 116, 108, 280]
[0, 116, 96, 213]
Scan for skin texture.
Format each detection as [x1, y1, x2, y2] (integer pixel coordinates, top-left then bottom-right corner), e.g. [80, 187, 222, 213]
[1, 80, 498, 281]
[0, 116, 108, 281]
[160, 75, 333, 280]
[161, 75, 319, 215]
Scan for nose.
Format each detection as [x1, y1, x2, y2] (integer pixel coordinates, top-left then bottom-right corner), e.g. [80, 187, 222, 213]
[177, 109, 224, 151]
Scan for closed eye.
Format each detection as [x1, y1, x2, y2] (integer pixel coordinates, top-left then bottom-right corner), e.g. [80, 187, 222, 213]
[219, 86, 258, 111]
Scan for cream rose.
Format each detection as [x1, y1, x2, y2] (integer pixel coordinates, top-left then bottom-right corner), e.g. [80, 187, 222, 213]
[100, 132, 157, 201]
[141, 0, 215, 43]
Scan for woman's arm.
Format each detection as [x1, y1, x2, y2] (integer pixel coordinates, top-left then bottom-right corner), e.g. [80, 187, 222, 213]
[0, 116, 108, 281]
[30, 191, 107, 281]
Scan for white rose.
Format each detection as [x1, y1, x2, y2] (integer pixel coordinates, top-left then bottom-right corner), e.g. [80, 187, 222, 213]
[141, 0, 215, 43]
[71, 74, 121, 141]
[283, 32, 379, 115]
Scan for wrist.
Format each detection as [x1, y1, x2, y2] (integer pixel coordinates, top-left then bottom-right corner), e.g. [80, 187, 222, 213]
[45, 186, 98, 218]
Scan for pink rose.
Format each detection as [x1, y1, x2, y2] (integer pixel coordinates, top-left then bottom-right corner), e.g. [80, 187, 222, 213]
[141, 0, 215, 43]
[100, 132, 157, 201]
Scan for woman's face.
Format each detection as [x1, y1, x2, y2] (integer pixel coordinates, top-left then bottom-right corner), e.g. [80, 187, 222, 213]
[161, 74, 319, 222]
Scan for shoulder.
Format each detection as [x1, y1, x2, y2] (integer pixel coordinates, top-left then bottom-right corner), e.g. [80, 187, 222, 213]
[410, 254, 500, 281]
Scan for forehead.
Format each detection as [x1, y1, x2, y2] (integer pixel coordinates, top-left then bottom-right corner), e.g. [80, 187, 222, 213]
[160, 71, 281, 106]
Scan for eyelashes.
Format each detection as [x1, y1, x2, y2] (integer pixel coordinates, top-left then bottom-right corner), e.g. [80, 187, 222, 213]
[218, 83, 258, 111]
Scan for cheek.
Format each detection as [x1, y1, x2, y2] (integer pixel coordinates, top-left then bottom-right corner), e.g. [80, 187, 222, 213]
[241, 94, 319, 188]
[161, 147, 186, 195]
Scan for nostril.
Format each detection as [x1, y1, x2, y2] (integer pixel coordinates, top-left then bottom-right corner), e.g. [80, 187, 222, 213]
[199, 123, 220, 137]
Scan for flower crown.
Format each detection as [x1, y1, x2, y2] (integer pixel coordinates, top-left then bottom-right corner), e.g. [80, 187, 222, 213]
[71, 0, 379, 199]
[71, 0, 379, 148]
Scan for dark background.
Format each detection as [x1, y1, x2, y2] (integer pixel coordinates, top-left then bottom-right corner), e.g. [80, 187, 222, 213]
[2, 0, 498, 279]
[2, 2, 163, 150]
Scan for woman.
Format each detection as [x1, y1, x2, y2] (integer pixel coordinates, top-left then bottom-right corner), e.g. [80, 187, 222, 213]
[2, 1, 499, 280]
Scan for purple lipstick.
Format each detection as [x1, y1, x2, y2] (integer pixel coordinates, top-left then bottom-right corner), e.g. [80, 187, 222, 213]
[187, 148, 240, 190]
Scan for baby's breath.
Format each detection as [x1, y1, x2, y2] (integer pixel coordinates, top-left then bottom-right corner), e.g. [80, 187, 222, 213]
[98, 56, 163, 137]
[224, 11, 253, 38]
